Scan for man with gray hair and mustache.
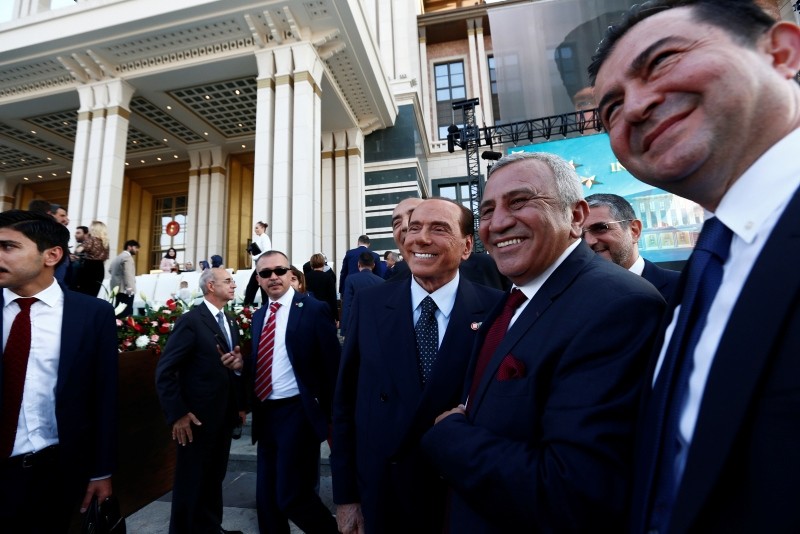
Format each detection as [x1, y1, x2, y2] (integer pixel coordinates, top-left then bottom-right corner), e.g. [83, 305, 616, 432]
[422, 152, 665, 532]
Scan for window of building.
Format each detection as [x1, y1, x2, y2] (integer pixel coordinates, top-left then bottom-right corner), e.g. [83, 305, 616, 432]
[151, 195, 187, 270]
[435, 61, 466, 139]
[488, 55, 501, 121]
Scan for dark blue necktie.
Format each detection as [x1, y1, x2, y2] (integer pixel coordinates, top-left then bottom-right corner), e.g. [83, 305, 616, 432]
[415, 296, 439, 385]
[648, 217, 733, 530]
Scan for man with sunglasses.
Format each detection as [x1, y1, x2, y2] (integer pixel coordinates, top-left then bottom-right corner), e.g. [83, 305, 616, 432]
[248, 251, 340, 534]
[584, 193, 679, 300]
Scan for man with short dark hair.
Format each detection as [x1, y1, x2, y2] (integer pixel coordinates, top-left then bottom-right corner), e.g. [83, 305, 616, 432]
[584, 193, 679, 299]
[590, 1, 800, 531]
[50, 204, 69, 226]
[421, 153, 665, 532]
[333, 198, 503, 534]
[248, 251, 340, 534]
[339, 251, 384, 337]
[109, 239, 140, 317]
[339, 235, 381, 293]
[0, 210, 118, 532]
[156, 267, 244, 534]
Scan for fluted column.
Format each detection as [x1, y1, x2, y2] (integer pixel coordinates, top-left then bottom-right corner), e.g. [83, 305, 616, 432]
[187, 147, 227, 266]
[253, 49, 276, 246]
[69, 79, 133, 254]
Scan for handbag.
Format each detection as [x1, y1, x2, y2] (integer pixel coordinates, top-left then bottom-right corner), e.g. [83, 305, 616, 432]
[246, 241, 261, 256]
[81, 495, 126, 534]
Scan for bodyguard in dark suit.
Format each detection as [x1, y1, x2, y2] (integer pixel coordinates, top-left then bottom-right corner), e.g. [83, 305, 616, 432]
[249, 251, 340, 534]
[339, 252, 384, 337]
[585, 193, 679, 300]
[422, 153, 665, 532]
[156, 267, 245, 534]
[339, 235, 381, 294]
[0, 210, 118, 532]
[333, 198, 503, 534]
[590, 1, 800, 530]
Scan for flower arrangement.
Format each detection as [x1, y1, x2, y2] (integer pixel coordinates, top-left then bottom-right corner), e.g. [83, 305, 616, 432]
[116, 295, 259, 354]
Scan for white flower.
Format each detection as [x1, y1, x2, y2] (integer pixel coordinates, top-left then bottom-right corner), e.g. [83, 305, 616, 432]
[135, 335, 150, 349]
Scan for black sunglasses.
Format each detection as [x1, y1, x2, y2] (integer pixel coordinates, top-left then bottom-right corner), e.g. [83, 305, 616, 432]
[258, 267, 290, 278]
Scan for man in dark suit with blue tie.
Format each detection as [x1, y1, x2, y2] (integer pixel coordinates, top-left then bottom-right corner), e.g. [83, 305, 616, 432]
[249, 250, 340, 534]
[332, 198, 504, 534]
[422, 153, 665, 532]
[590, 1, 800, 531]
[0, 209, 118, 532]
[585, 193, 679, 300]
[156, 267, 245, 534]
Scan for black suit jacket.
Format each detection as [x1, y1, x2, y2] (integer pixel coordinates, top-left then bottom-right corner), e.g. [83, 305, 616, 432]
[156, 303, 242, 433]
[248, 291, 341, 443]
[332, 276, 503, 534]
[421, 242, 665, 533]
[641, 258, 680, 301]
[0, 286, 118, 492]
[340, 269, 384, 336]
[631, 185, 800, 533]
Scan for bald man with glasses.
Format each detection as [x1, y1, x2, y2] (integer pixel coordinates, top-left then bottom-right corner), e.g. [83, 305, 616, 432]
[584, 193, 679, 300]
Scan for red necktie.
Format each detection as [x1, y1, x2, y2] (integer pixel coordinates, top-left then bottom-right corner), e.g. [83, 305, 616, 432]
[0, 297, 38, 458]
[254, 302, 281, 401]
[467, 289, 527, 409]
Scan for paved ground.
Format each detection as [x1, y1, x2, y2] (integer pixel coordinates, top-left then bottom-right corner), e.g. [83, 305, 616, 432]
[126, 436, 334, 533]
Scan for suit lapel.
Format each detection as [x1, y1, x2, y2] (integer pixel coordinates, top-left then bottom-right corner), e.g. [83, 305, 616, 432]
[57, 290, 81, 397]
[380, 279, 421, 406]
[197, 304, 228, 350]
[670, 185, 800, 531]
[469, 243, 592, 412]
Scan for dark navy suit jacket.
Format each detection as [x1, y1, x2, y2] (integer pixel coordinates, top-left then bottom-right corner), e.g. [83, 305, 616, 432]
[631, 185, 800, 533]
[0, 286, 118, 493]
[421, 242, 665, 532]
[248, 291, 341, 443]
[641, 258, 680, 301]
[332, 276, 503, 534]
[339, 269, 384, 337]
[339, 246, 381, 293]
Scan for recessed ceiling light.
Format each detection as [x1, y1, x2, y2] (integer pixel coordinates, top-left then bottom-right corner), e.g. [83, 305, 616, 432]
[204, 132, 209, 136]
[163, 138, 168, 143]
[157, 157, 162, 161]
[166, 105, 172, 110]
[125, 162, 129, 166]
[234, 89, 240, 95]
[30, 130, 36, 135]
[241, 144, 246, 148]
[205, 95, 211, 100]
[23, 177, 29, 181]
[140, 159, 145, 163]
[46, 157, 52, 161]
[51, 172, 57, 176]
[173, 155, 179, 159]
[37, 175, 42, 178]
[20, 158, 26, 162]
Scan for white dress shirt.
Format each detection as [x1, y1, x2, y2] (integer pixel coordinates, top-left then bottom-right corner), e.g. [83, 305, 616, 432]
[512, 239, 581, 328]
[410, 271, 461, 349]
[3, 280, 63, 456]
[629, 255, 645, 276]
[203, 299, 233, 349]
[265, 287, 300, 399]
[653, 126, 800, 448]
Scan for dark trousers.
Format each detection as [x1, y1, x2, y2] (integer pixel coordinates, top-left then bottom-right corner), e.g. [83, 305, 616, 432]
[115, 292, 134, 317]
[0, 446, 79, 533]
[244, 270, 267, 306]
[255, 397, 337, 534]
[169, 423, 232, 534]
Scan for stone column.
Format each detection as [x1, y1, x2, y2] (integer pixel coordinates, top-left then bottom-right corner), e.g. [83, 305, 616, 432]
[69, 79, 134, 254]
[320, 132, 335, 262]
[474, 18, 494, 127]
[187, 147, 227, 266]
[253, 49, 276, 242]
[418, 26, 433, 143]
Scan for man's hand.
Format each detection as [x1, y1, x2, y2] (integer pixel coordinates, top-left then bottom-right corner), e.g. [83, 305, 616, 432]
[80, 477, 112, 513]
[218, 345, 243, 371]
[434, 404, 466, 425]
[172, 412, 202, 445]
[239, 411, 247, 426]
[336, 503, 365, 534]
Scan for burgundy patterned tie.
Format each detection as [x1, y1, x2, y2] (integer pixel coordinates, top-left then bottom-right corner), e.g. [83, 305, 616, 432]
[0, 297, 38, 458]
[467, 288, 527, 409]
[254, 301, 281, 401]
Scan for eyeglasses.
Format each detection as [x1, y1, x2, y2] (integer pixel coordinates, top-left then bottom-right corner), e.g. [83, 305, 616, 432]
[258, 267, 290, 278]
[213, 277, 234, 285]
[581, 219, 632, 237]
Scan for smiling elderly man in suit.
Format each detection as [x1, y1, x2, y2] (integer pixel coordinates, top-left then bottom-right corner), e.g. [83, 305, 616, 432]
[332, 197, 503, 534]
[421, 152, 665, 532]
[156, 267, 244, 534]
[0, 210, 118, 532]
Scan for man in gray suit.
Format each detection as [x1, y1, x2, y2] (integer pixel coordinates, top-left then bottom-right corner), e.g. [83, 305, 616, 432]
[109, 239, 139, 317]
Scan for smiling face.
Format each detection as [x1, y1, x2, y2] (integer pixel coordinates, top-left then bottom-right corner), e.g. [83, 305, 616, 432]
[405, 199, 472, 293]
[256, 252, 292, 301]
[479, 159, 585, 286]
[594, 7, 800, 210]
[583, 205, 640, 269]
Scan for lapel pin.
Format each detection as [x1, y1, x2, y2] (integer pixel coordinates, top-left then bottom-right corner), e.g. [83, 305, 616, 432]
[471, 322, 481, 331]
[295, 302, 303, 308]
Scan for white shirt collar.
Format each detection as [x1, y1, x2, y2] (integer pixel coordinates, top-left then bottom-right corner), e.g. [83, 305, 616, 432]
[203, 299, 224, 317]
[515, 239, 581, 300]
[629, 255, 645, 276]
[410, 271, 460, 319]
[3, 278, 61, 308]
[714, 126, 800, 242]
[268, 286, 296, 309]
